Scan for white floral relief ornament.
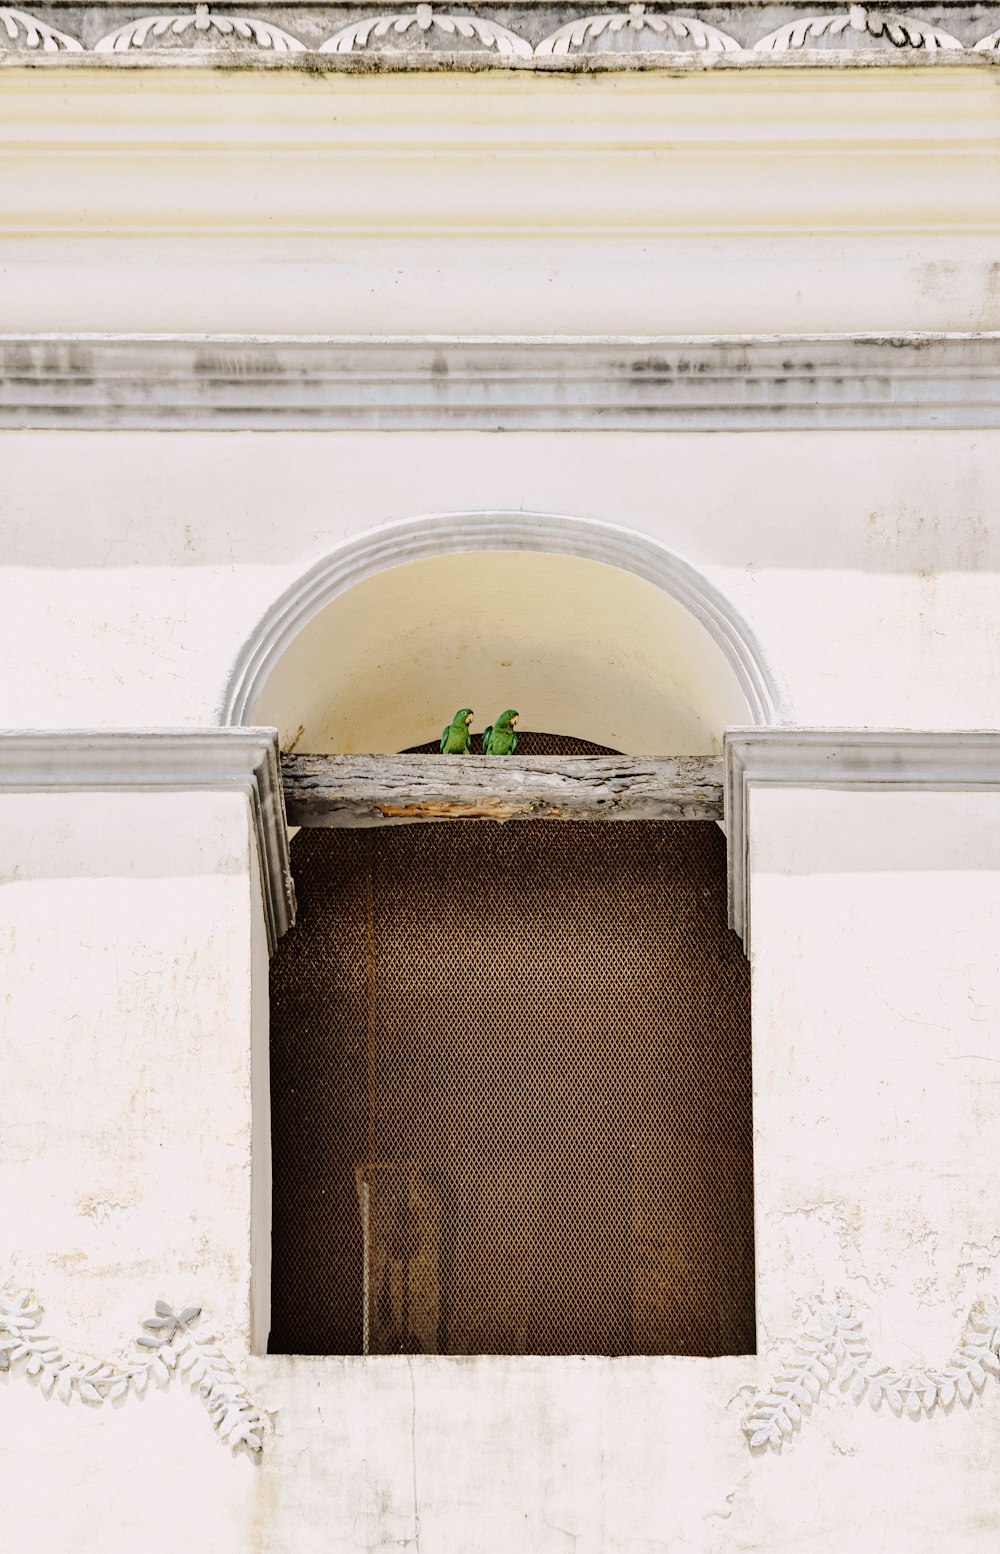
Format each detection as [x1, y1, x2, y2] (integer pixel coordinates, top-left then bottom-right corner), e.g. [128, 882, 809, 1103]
[745, 1299, 1000, 1452]
[320, 4, 533, 56]
[95, 3, 306, 51]
[754, 3, 962, 50]
[0, 1293, 266, 1454]
[536, 4, 738, 55]
[0, 7, 82, 49]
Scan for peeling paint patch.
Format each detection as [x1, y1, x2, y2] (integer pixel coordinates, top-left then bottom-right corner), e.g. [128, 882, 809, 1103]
[76, 1195, 131, 1226]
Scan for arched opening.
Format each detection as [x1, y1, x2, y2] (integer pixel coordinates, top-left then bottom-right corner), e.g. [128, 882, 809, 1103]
[236, 518, 763, 1359]
[220, 511, 783, 743]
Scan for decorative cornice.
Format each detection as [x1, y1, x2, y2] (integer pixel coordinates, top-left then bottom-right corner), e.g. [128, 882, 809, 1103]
[746, 1299, 1000, 1451]
[6, 80, 991, 244]
[724, 729, 1000, 947]
[3, 334, 999, 433]
[2, 0, 1000, 64]
[0, 1293, 265, 1453]
[0, 729, 295, 951]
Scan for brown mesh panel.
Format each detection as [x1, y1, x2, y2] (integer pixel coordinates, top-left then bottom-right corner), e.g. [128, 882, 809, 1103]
[269, 735, 754, 1358]
[405, 731, 620, 757]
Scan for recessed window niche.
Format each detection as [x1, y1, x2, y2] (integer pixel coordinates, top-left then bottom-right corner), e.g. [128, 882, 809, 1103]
[268, 734, 754, 1358]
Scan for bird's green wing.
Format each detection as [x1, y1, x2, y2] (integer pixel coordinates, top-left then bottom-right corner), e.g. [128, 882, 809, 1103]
[510, 729, 517, 754]
[481, 725, 493, 755]
[440, 725, 450, 753]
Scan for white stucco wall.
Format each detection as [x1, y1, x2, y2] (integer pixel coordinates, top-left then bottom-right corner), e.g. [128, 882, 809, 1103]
[0, 790, 257, 1348]
[0, 789, 265, 1549]
[4, 70, 1000, 338]
[745, 785, 1000, 1551]
[5, 53, 1000, 1554]
[5, 66, 999, 745]
[1, 426, 998, 740]
[4, 779, 1000, 1552]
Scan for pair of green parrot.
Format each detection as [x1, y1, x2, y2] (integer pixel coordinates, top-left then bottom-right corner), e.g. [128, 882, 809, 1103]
[440, 707, 519, 756]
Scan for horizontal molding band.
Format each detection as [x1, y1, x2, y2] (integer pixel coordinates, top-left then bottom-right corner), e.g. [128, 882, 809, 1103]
[3, 333, 999, 430]
[5, 75, 995, 243]
[0, 728, 295, 950]
[5, 52, 1000, 70]
[724, 728, 1000, 948]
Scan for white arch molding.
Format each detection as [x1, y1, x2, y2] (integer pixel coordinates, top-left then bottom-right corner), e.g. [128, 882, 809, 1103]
[219, 512, 786, 747]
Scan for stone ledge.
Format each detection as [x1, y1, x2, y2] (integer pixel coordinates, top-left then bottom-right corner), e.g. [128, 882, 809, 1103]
[4, 333, 999, 431]
[724, 728, 1000, 949]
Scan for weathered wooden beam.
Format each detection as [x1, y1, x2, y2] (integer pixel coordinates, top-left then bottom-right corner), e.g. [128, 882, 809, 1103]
[280, 754, 723, 827]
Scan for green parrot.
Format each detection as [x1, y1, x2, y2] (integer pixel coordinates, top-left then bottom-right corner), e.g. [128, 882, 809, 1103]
[440, 707, 474, 754]
[482, 709, 519, 756]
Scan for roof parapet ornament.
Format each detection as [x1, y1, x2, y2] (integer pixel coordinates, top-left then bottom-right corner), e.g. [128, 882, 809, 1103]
[536, 4, 739, 55]
[0, 5, 83, 49]
[754, 3, 963, 50]
[1, 0, 989, 61]
[95, 1, 306, 51]
[320, 2, 533, 56]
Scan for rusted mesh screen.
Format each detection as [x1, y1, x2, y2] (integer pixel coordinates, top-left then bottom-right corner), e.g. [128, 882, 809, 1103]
[269, 736, 754, 1358]
[405, 731, 619, 757]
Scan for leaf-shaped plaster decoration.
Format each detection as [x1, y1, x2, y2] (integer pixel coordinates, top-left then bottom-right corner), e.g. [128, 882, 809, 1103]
[0, 1291, 265, 1454]
[95, 5, 306, 52]
[754, 5, 962, 50]
[745, 1297, 1000, 1452]
[0, 7, 83, 50]
[536, 5, 739, 54]
[320, 8, 533, 56]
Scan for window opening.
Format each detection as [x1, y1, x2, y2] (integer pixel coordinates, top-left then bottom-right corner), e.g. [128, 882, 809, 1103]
[269, 735, 754, 1357]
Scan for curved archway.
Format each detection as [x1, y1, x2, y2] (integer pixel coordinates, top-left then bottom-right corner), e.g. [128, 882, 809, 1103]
[219, 512, 785, 751]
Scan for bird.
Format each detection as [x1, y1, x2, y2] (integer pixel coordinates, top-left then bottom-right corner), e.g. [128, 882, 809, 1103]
[440, 707, 474, 754]
[482, 709, 519, 755]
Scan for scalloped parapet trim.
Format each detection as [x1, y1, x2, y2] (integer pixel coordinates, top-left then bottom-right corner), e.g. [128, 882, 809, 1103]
[754, 3, 962, 48]
[320, 4, 533, 54]
[0, 1292, 266, 1454]
[536, 8, 740, 53]
[95, 7, 306, 49]
[3, 0, 1000, 61]
[746, 1299, 1000, 1452]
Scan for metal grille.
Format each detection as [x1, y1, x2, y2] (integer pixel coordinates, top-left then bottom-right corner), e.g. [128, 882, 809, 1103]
[269, 737, 754, 1358]
[405, 731, 620, 757]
